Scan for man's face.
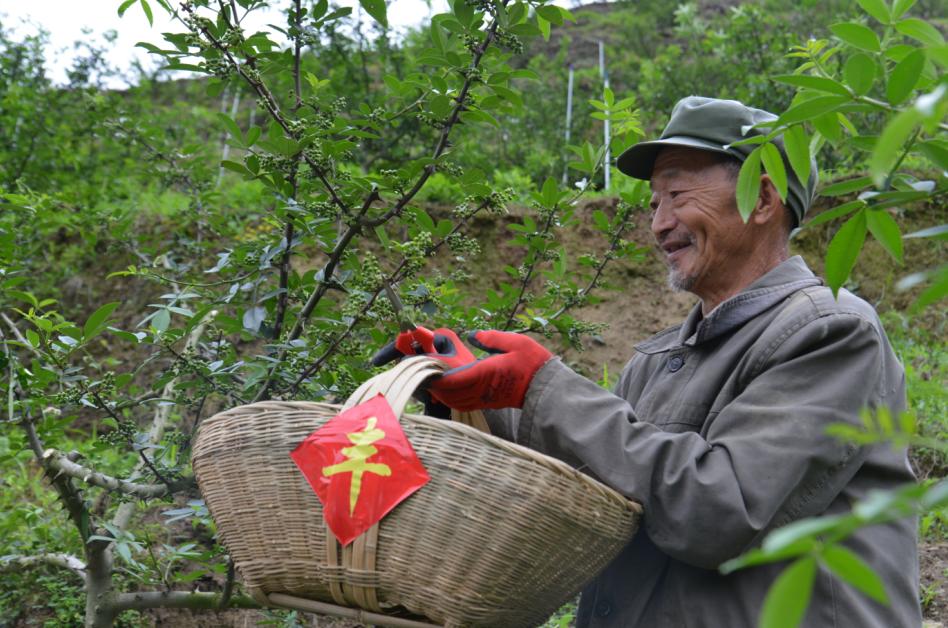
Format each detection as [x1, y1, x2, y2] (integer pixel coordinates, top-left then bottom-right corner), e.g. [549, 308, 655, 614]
[649, 147, 758, 306]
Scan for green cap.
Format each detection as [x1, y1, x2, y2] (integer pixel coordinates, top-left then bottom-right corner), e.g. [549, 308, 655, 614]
[616, 96, 817, 226]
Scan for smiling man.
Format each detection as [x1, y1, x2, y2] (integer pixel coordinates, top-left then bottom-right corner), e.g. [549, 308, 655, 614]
[375, 97, 921, 627]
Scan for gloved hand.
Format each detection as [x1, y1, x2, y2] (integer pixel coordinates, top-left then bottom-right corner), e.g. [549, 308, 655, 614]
[371, 326, 475, 370]
[371, 326, 476, 419]
[428, 330, 553, 411]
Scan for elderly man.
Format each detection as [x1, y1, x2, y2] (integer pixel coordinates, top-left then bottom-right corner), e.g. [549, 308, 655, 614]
[375, 97, 921, 626]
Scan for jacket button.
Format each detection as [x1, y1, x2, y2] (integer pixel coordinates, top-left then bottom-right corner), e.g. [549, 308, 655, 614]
[668, 355, 684, 372]
[595, 600, 612, 617]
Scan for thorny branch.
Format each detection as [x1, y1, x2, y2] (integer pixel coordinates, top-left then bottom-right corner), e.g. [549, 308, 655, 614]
[502, 206, 559, 331]
[283, 198, 494, 396]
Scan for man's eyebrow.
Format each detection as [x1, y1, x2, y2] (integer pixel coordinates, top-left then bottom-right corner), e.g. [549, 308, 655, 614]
[651, 168, 683, 185]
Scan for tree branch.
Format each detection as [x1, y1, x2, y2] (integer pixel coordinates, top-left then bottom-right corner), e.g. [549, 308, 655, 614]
[187, 4, 350, 217]
[361, 14, 504, 229]
[1, 311, 41, 359]
[42, 449, 191, 499]
[91, 391, 173, 488]
[284, 198, 493, 396]
[502, 207, 559, 330]
[251, 188, 379, 402]
[110, 590, 259, 612]
[0, 553, 87, 580]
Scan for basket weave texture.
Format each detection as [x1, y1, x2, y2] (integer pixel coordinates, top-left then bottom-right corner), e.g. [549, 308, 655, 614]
[193, 357, 641, 627]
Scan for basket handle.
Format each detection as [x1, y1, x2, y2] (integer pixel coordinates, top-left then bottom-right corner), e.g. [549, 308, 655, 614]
[326, 356, 489, 612]
[342, 356, 489, 433]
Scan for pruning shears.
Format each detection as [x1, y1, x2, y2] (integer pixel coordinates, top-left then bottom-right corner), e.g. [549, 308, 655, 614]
[383, 281, 416, 333]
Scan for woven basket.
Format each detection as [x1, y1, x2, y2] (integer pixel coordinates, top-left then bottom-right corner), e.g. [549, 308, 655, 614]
[193, 357, 641, 627]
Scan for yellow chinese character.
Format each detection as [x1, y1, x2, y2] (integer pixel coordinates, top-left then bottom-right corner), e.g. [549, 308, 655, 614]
[322, 416, 392, 515]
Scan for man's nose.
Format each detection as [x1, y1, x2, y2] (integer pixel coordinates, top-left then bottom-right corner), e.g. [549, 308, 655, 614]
[650, 199, 676, 238]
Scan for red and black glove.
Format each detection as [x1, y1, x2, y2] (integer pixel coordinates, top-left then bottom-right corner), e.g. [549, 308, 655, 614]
[428, 330, 553, 411]
[371, 326, 476, 418]
[371, 326, 475, 370]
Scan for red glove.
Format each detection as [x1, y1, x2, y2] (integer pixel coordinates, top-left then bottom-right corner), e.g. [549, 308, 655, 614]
[371, 326, 475, 370]
[428, 330, 553, 411]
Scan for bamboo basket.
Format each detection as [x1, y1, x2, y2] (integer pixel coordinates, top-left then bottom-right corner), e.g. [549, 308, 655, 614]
[193, 357, 641, 627]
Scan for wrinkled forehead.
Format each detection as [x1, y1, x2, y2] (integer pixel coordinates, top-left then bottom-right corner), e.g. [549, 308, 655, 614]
[650, 147, 731, 189]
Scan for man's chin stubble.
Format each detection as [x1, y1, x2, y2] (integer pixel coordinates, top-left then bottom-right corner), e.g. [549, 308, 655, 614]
[667, 268, 696, 293]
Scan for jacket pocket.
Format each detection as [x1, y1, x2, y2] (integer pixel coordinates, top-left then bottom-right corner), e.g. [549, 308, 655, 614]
[653, 402, 711, 433]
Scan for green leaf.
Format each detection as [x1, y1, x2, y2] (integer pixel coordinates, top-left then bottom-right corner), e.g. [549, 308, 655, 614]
[805, 201, 866, 228]
[429, 94, 453, 118]
[413, 207, 435, 231]
[776, 95, 850, 126]
[760, 557, 818, 628]
[921, 480, 948, 510]
[220, 160, 254, 178]
[891, 0, 917, 19]
[843, 53, 877, 95]
[245, 126, 261, 147]
[84, 302, 121, 340]
[459, 108, 500, 128]
[719, 539, 816, 574]
[537, 14, 551, 41]
[452, 0, 474, 26]
[783, 125, 812, 187]
[830, 22, 882, 52]
[215, 113, 243, 142]
[825, 209, 868, 295]
[116, 542, 133, 564]
[152, 308, 171, 332]
[736, 148, 762, 221]
[912, 265, 948, 311]
[866, 209, 903, 262]
[359, 0, 388, 28]
[772, 74, 850, 96]
[117, 0, 137, 17]
[813, 111, 843, 143]
[821, 176, 873, 196]
[140, 0, 153, 26]
[592, 210, 610, 231]
[375, 226, 391, 249]
[821, 545, 889, 604]
[896, 18, 945, 47]
[760, 142, 788, 201]
[869, 107, 923, 185]
[886, 48, 926, 104]
[917, 140, 948, 170]
[536, 5, 564, 25]
[25, 329, 40, 348]
[763, 514, 852, 553]
[540, 177, 563, 207]
[430, 20, 446, 52]
[856, 0, 891, 24]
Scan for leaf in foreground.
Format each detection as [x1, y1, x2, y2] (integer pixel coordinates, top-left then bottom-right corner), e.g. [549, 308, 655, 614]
[760, 556, 817, 628]
[825, 209, 868, 296]
[821, 544, 889, 605]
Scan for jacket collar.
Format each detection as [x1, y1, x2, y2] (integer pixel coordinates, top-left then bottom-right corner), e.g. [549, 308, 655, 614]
[635, 256, 822, 354]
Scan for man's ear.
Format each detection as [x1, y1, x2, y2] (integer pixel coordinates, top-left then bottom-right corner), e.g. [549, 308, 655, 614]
[751, 175, 786, 226]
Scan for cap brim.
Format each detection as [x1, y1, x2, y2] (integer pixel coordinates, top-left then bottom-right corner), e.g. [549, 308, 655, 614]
[616, 136, 734, 180]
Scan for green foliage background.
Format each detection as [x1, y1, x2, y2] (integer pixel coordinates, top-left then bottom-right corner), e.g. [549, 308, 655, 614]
[0, 0, 945, 626]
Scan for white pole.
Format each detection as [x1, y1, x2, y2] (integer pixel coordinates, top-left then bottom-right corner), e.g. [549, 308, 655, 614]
[562, 64, 574, 185]
[599, 41, 610, 191]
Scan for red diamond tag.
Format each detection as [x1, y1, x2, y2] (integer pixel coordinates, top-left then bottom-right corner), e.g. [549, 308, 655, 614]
[290, 394, 430, 546]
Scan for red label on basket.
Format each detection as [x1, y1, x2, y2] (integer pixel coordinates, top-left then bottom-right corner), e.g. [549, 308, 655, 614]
[289, 394, 430, 546]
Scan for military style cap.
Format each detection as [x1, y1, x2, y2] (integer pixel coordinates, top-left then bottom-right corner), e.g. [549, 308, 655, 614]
[616, 96, 817, 225]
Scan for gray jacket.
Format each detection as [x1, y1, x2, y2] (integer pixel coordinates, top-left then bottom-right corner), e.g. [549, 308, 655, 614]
[487, 256, 921, 627]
